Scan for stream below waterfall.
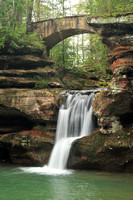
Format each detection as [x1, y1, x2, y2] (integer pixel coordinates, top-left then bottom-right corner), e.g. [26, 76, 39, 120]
[0, 164, 133, 200]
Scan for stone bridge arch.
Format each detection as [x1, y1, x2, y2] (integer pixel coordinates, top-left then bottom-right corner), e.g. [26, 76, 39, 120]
[29, 13, 133, 59]
[29, 15, 96, 51]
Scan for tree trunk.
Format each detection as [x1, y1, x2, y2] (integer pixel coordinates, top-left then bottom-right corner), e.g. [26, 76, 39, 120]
[26, 0, 34, 33]
[82, 34, 84, 63]
[77, 35, 79, 66]
[36, 0, 40, 21]
[10, 0, 16, 27]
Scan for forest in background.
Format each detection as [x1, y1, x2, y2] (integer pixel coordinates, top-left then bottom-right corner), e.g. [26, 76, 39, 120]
[0, 0, 133, 76]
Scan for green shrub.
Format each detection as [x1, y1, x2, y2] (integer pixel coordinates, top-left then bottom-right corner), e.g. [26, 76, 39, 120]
[0, 27, 45, 54]
[35, 80, 49, 89]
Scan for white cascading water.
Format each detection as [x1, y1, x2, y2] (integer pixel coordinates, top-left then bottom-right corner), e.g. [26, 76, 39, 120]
[20, 91, 97, 175]
[47, 92, 96, 170]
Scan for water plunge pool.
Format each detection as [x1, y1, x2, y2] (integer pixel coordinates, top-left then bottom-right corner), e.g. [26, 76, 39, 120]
[0, 164, 133, 200]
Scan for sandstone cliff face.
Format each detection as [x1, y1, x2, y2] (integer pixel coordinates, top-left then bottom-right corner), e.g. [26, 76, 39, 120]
[92, 13, 133, 135]
[0, 89, 57, 166]
[68, 14, 133, 172]
[0, 45, 102, 166]
[0, 89, 60, 125]
[0, 48, 62, 165]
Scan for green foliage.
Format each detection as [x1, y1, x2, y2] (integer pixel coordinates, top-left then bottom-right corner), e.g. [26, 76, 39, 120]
[35, 80, 49, 89]
[0, 0, 45, 54]
[34, 75, 43, 81]
[51, 38, 77, 79]
[0, 26, 44, 53]
[0, 0, 26, 27]
[51, 33, 110, 81]
[86, 0, 133, 16]
[83, 34, 109, 74]
[34, 75, 49, 88]
[51, 38, 75, 68]
[68, 66, 86, 77]
[96, 78, 109, 88]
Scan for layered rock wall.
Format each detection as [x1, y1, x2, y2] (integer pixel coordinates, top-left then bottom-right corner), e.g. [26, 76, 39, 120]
[68, 14, 133, 172]
[92, 14, 133, 134]
[0, 48, 63, 166]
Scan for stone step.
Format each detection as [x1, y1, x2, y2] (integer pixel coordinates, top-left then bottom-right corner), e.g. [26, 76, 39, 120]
[0, 77, 62, 88]
[0, 55, 54, 70]
[0, 77, 35, 88]
[0, 69, 56, 78]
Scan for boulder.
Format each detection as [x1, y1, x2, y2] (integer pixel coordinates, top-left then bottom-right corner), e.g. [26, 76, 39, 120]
[68, 128, 133, 172]
[0, 129, 54, 166]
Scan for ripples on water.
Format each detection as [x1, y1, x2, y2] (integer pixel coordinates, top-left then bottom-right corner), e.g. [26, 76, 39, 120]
[0, 164, 133, 200]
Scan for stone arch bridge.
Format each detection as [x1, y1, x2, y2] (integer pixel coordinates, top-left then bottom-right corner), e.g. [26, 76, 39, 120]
[29, 14, 133, 53]
[29, 15, 95, 51]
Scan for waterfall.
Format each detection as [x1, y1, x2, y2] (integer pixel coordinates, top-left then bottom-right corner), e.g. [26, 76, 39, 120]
[20, 90, 98, 175]
[47, 92, 97, 170]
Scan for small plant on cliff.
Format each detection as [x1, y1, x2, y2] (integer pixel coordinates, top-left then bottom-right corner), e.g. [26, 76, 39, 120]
[34, 75, 49, 88]
[34, 75, 43, 81]
[35, 80, 49, 89]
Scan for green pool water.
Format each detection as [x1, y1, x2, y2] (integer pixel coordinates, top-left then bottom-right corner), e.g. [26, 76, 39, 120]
[0, 164, 133, 200]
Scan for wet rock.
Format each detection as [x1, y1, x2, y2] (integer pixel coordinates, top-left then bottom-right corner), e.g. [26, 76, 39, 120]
[0, 130, 55, 166]
[68, 128, 133, 172]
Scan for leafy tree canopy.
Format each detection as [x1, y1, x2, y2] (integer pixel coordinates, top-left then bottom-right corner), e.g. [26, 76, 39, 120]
[86, 0, 133, 16]
[0, 0, 44, 54]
